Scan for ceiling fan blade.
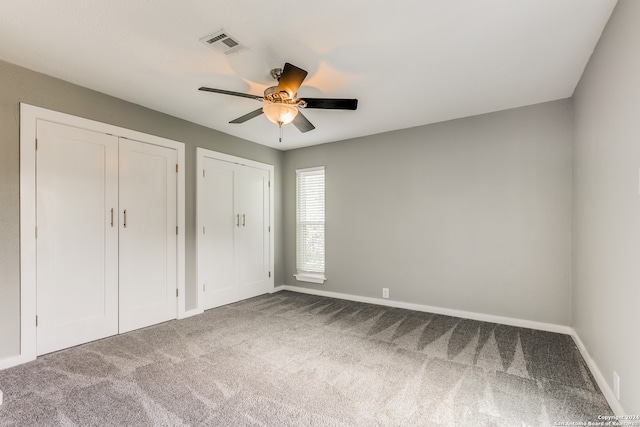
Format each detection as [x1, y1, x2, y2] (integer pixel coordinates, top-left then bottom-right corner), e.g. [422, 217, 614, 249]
[292, 111, 315, 133]
[276, 63, 308, 98]
[229, 108, 264, 124]
[199, 87, 263, 101]
[300, 98, 358, 110]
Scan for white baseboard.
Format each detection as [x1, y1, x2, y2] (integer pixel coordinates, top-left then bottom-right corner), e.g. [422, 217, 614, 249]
[279, 285, 572, 334]
[277, 285, 624, 415]
[570, 330, 625, 416]
[2, 285, 622, 416]
[271, 285, 285, 293]
[178, 308, 204, 320]
[0, 353, 34, 371]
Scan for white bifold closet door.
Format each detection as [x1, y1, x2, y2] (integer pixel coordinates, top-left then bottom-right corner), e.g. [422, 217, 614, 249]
[198, 157, 270, 310]
[118, 138, 177, 333]
[36, 121, 119, 355]
[199, 159, 237, 308]
[35, 121, 177, 355]
[236, 165, 270, 300]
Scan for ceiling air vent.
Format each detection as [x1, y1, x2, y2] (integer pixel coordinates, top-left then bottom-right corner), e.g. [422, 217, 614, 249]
[200, 30, 247, 55]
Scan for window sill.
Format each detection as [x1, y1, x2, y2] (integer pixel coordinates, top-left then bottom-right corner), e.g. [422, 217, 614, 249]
[294, 273, 326, 284]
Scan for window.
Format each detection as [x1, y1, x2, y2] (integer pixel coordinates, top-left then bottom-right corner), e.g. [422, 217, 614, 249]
[295, 167, 326, 284]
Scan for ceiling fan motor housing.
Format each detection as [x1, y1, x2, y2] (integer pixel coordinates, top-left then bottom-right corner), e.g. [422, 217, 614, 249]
[263, 86, 302, 105]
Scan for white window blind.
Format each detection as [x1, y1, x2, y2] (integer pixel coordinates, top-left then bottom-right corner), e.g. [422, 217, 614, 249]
[295, 167, 325, 283]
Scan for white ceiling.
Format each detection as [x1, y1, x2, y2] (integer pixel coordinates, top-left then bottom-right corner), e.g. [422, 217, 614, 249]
[0, 0, 617, 150]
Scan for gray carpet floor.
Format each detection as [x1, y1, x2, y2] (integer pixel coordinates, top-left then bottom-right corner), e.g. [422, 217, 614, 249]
[0, 291, 612, 426]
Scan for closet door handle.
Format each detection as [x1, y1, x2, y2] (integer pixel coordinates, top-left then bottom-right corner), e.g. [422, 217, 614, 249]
[243, 214, 246, 227]
[110, 208, 114, 227]
[236, 214, 240, 227]
[124, 209, 127, 228]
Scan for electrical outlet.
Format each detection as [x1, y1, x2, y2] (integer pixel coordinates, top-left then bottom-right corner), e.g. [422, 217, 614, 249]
[382, 288, 389, 299]
[613, 371, 620, 400]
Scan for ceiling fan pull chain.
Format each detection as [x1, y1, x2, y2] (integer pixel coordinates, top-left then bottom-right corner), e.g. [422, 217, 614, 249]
[279, 122, 283, 143]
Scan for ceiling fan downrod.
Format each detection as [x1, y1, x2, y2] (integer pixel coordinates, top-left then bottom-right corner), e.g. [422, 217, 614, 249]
[270, 67, 283, 81]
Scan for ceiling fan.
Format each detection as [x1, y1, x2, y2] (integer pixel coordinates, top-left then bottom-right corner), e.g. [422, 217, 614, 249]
[199, 62, 358, 141]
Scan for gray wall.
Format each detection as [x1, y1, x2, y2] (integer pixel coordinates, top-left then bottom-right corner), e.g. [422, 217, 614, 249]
[0, 59, 284, 360]
[283, 99, 573, 325]
[572, 0, 640, 414]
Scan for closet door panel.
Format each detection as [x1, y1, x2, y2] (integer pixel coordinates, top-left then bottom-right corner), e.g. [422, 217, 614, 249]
[197, 153, 271, 311]
[36, 120, 119, 355]
[119, 139, 177, 333]
[198, 158, 238, 310]
[237, 167, 270, 300]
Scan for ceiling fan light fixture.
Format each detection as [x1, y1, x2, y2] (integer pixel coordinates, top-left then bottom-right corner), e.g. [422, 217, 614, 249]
[263, 103, 298, 125]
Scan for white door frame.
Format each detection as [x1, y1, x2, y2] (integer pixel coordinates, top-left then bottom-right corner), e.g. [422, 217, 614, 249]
[16, 103, 186, 367]
[196, 147, 275, 312]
